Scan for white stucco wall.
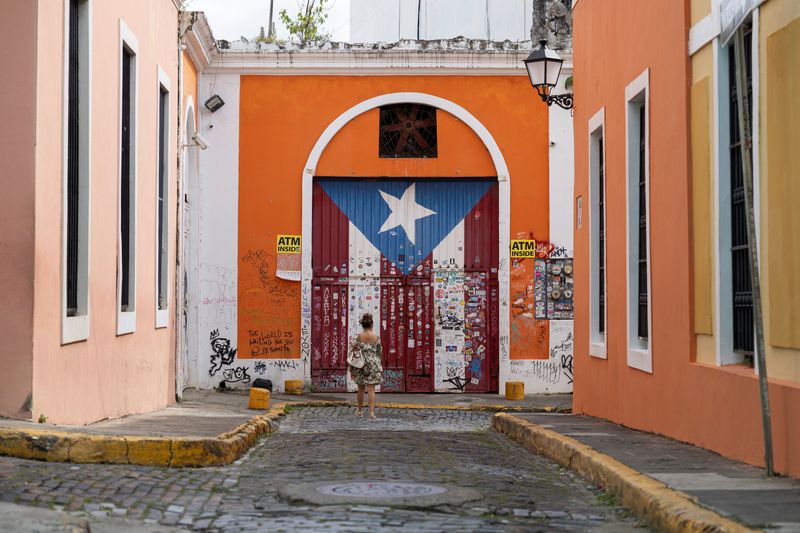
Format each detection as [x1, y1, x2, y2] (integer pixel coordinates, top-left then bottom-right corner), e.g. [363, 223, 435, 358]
[549, 71, 574, 257]
[194, 73, 241, 389]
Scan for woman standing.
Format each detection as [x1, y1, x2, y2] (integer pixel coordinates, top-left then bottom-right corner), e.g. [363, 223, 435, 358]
[348, 313, 383, 419]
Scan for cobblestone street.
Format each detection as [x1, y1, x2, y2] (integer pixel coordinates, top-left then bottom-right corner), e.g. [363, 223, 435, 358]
[0, 407, 646, 531]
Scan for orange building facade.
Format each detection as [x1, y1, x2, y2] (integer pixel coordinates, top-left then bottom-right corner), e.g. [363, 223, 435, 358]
[572, 0, 800, 477]
[182, 25, 578, 396]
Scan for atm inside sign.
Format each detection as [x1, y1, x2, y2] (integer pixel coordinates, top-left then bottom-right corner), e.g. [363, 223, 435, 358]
[276, 235, 302, 253]
[511, 239, 537, 258]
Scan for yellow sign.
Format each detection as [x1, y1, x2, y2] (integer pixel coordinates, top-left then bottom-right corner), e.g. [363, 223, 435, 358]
[510, 239, 537, 258]
[276, 235, 302, 254]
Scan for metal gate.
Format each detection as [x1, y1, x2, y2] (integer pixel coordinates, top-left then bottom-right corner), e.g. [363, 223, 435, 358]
[311, 179, 499, 393]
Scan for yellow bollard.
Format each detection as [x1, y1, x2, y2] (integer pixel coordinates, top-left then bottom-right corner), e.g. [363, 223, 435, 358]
[505, 381, 524, 400]
[284, 380, 304, 395]
[248, 387, 270, 409]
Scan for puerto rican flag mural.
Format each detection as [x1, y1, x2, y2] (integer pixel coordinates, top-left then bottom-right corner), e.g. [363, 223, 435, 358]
[311, 179, 499, 393]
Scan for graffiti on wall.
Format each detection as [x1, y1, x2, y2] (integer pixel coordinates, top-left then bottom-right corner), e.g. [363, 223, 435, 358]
[199, 264, 237, 328]
[247, 329, 295, 357]
[209, 330, 237, 376]
[549, 320, 574, 385]
[239, 248, 301, 359]
[506, 230, 574, 391]
[222, 366, 251, 384]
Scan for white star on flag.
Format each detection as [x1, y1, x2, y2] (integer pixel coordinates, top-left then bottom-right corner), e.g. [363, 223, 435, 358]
[378, 183, 436, 245]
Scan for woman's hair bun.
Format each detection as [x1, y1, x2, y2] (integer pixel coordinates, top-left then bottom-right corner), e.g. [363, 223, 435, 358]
[360, 313, 373, 328]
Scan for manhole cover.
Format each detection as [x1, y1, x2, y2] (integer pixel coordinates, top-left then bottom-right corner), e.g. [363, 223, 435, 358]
[316, 482, 447, 498]
[279, 480, 482, 507]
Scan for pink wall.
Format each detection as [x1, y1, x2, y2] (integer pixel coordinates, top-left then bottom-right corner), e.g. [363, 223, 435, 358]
[0, 0, 37, 419]
[32, 0, 179, 425]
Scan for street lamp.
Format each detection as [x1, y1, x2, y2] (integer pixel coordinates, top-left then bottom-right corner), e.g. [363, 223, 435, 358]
[523, 40, 573, 110]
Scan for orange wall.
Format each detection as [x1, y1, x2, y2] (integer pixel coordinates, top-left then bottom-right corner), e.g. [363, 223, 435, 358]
[238, 75, 549, 358]
[0, 0, 37, 419]
[572, 0, 800, 477]
[183, 50, 198, 126]
[31, 0, 179, 425]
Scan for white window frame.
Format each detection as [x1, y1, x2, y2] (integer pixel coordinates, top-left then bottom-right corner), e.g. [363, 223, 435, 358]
[588, 107, 607, 359]
[625, 68, 653, 373]
[117, 19, 139, 335]
[155, 66, 171, 329]
[61, 0, 92, 344]
[712, 11, 760, 366]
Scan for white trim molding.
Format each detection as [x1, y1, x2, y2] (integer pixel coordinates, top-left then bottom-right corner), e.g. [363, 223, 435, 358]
[713, 11, 760, 367]
[624, 68, 653, 374]
[61, 0, 93, 344]
[299, 92, 511, 391]
[117, 18, 139, 336]
[155, 65, 172, 329]
[588, 107, 607, 359]
[689, 10, 722, 55]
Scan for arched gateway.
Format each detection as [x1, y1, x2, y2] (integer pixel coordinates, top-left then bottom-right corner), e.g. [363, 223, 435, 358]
[300, 92, 511, 392]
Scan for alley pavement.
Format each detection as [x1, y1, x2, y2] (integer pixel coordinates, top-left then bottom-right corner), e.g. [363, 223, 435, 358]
[516, 413, 800, 532]
[0, 405, 643, 532]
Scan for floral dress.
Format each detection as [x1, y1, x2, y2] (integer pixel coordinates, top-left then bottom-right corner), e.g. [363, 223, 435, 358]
[348, 339, 384, 386]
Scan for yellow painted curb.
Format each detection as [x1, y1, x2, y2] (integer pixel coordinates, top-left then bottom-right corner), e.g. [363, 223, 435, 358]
[0, 401, 565, 468]
[492, 413, 759, 533]
[280, 399, 568, 413]
[0, 404, 287, 468]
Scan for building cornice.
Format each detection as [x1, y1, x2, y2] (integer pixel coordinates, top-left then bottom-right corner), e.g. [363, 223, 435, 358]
[180, 12, 215, 69]
[205, 51, 573, 76]
[186, 11, 574, 77]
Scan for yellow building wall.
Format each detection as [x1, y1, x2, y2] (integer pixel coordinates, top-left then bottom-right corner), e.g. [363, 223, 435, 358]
[691, 0, 711, 26]
[760, 0, 800, 382]
[691, 43, 716, 365]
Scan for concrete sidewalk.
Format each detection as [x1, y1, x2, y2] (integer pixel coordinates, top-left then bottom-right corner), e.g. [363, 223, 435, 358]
[494, 412, 800, 533]
[0, 389, 571, 466]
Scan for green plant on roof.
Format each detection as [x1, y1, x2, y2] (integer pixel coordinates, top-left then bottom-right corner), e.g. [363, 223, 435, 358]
[280, 0, 331, 46]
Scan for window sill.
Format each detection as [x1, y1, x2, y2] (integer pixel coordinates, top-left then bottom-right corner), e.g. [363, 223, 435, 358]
[590, 342, 607, 359]
[155, 308, 169, 329]
[627, 347, 652, 373]
[62, 315, 90, 344]
[117, 310, 136, 335]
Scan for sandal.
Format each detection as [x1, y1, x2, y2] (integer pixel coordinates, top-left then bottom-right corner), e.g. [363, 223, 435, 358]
[368, 413, 378, 420]
[355, 408, 364, 418]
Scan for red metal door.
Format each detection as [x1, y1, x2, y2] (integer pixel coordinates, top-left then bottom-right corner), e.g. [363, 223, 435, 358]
[311, 178, 498, 394]
[311, 277, 349, 392]
[487, 280, 500, 392]
[379, 278, 406, 392]
[405, 278, 434, 392]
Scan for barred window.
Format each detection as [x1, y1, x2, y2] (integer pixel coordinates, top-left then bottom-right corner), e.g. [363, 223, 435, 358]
[379, 103, 437, 158]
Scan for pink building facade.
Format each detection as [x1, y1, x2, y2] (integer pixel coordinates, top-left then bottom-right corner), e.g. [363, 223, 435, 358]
[0, 0, 182, 425]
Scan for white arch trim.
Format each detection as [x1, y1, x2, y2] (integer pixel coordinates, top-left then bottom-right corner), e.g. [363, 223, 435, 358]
[183, 96, 196, 141]
[300, 92, 511, 393]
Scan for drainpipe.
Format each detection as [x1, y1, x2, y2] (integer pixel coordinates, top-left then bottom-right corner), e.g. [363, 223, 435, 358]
[175, 17, 188, 401]
[733, 26, 773, 477]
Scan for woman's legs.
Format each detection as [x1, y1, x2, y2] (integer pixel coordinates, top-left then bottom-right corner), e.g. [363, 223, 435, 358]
[367, 385, 377, 418]
[356, 385, 365, 416]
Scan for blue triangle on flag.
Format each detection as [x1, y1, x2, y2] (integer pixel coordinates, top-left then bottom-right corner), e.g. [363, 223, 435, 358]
[318, 180, 492, 275]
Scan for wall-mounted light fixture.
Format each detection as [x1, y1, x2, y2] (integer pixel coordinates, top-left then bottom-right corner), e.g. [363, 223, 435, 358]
[191, 132, 210, 150]
[523, 40, 573, 110]
[204, 95, 225, 113]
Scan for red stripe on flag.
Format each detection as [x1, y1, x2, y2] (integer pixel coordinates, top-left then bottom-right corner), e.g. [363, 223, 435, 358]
[313, 182, 350, 277]
[464, 183, 499, 274]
